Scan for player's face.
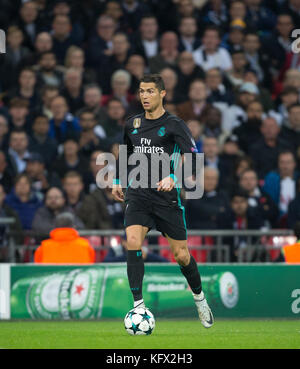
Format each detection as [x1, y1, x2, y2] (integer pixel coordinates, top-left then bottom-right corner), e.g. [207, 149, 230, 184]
[139, 82, 165, 112]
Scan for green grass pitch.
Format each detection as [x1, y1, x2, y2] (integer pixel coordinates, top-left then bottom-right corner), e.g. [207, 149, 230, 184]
[0, 320, 299, 349]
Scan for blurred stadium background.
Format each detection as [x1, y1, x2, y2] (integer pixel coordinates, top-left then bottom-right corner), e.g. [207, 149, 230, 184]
[0, 0, 300, 349]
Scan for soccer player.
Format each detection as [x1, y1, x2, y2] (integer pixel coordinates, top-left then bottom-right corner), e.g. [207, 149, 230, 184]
[112, 74, 214, 328]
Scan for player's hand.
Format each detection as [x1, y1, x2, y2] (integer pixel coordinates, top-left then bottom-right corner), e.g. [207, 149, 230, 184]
[156, 176, 175, 192]
[112, 184, 124, 202]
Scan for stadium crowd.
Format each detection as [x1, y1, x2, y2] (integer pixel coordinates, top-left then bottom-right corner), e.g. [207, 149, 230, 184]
[0, 0, 300, 262]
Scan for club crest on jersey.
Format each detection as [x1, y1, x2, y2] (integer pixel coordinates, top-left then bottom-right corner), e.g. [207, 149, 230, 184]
[157, 126, 166, 137]
[133, 118, 141, 129]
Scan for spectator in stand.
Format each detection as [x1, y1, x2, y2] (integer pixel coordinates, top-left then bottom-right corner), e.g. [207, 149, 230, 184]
[193, 25, 233, 72]
[32, 186, 84, 235]
[86, 15, 117, 68]
[205, 67, 234, 105]
[176, 0, 201, 26]
[125, 54, 147, 93]
[178, 16, 201, 53]
[2, 26, 31, 92]
[5, 173, 42, 230]
[279, 103, 300, 153]
[35, 51, 64, 88]
[83, 149, 105, 194]
[61, 68, 85, 114]
[148, 31, 179, 74]
[98, 32, 132, 94]
[28, 114, 58, 169]
[244, 0, 276, 33]
[217, 187, 264, 262]
[76, 84, 108, 126]
[104, 0, 129, 33]
[185, 167, 229, 230]
[227, 0, 247, 27]
[242, 69, 274, 112]
[186, 119, 203, 153]
[276, 87, 299, 126]
[263, 150, 299, 223]
[280, 0, 300, 26]
[0, 183, 23, 262]
[53, 137, 89, 179]
[64, 46, 97, 85]
[101, 98, 126, 143]
[0, 151, 14, 193]
[101, 69, 136, 109]
[51, 14, 81, 65]
[233, 100, 264, 153]
[219, 134, 242, 176]
[160, 67, 186, 105]
[225, 49, 248, 89]
[25, 152, 61, 200]
[62, 171, 85, 213]
[239, 168, 279, 227]
[121, 0, 151, 32]
[275, 69, 300, 101]
[202, 106, 228, 145]
[22, 31, 53, 66]
[219, 82, 259, 133]
[5, 67, 40, 113]
[8, 98, 30, 133]
[17, 0, 41, 50]
[201, 0, 228, 31]
[48, 95, 81, 143]
[36, 85, 59, 119]
[221, 19, 246, 53]
[34, 212, 94, 264]
[202, 136, 228, 188]
[175, 51, 205, 96]
[176, 79, 212, 123]
[224, 155, 255, 194]
[50, 0, 85, 45]
[78, 109, 110, 158]
[249, 116, 290, 179]
[132, 15, 159, 62]
[79, 168, 125, 229]
[7, 130, 31, 176]
[262, 14, 294, 80]
[242, 31, 272, 89]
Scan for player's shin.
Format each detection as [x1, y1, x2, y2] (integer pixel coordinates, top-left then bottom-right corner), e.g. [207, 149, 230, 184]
[179, 254, 202, 295]
[127, 250, 145, 308]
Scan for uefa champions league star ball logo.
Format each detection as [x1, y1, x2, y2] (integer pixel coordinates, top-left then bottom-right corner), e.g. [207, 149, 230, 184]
[219, 272, 239, 309]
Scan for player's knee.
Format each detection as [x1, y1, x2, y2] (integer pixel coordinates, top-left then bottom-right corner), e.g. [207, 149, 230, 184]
[126, 235, 142, 250]
[174, 247, 189, 266]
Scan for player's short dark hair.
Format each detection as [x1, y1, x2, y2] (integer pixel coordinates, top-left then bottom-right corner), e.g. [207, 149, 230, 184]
[140, 74, 165, 92]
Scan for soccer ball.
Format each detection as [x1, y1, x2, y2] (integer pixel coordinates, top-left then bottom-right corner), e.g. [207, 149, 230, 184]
[124, 307, 155, 336]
